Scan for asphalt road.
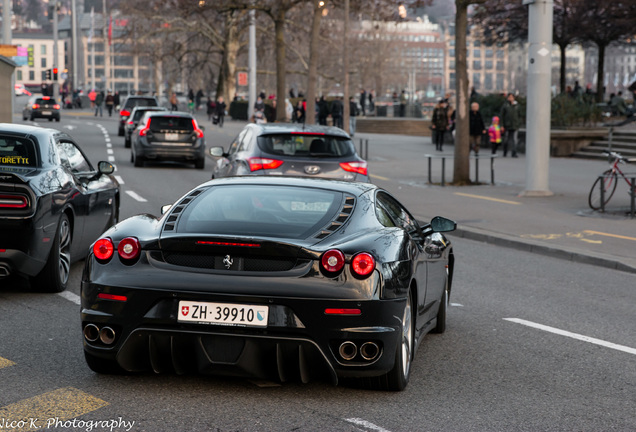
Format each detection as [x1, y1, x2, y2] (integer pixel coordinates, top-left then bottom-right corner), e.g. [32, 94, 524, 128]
[1, 112, 635, 431]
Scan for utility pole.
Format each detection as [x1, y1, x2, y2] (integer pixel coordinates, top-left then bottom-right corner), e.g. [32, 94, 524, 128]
[248, 9, 256, 120]
[342, 0, 350, 133]
[71, 0, 78, 92]
[522, 0, 554, 196]
[53, 0, 59, 102]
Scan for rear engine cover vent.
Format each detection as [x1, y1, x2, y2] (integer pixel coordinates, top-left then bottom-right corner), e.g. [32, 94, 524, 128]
[163, 188, 205, 232]
[314, 194, 355, 240]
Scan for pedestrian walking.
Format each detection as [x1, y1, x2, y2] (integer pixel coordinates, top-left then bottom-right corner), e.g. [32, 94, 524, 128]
[293, 100, 305, 123]
[215, 96, 226, 127]
[500, 93, 521, 157]
[349, 96, 359, 136]
[488, 116, 502, 155]
[207, 97, 216, 121]
[188, 98, 195, 115]
[359, 89, 367, 116]
[94, 91, 104, 117]
[399, 90, 407, 117]
[430, 99, 449, 151]
[113, 91, 120, 112]
[196, 89, 204, 110]
[331, 96, 344, 129]
[170, 93, 178, 111]
[317, 96, 329, 126]
[88, 89, 97, 109]
[469, 102, 486, 154]
[105, 91, 115, 117]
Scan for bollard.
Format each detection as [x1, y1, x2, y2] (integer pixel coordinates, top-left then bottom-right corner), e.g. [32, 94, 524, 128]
[631, 177, 635, 218]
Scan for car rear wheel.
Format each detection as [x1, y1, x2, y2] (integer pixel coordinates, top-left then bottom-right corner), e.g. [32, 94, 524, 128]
[124, 137, 131, 148]
[118, 125, 124, 136]
[195, 157, 205, 169]
[133, 152, 144, 167]
[32, 213, 71, 293]
[84, 351, 125, 374]
[432, 285, 448, 334]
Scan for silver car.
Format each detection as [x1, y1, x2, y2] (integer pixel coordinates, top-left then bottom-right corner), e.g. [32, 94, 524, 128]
[209, 123, 369, 182]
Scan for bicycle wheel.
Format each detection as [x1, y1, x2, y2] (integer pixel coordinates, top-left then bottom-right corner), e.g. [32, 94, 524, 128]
[588, 169, 618, 210]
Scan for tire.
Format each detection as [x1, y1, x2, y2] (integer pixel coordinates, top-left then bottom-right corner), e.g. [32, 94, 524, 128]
[55, 117, 60, 122]
[31, 213, 71, 293]
[588, 169, 617, 210]
[124, 136, 131, 148]
[195, 157, 205, 169]
[84, 351, 125, 374]
[432, 285, 448, 334]
[118, 125, 124, 136]
[133, 153, 144, 167]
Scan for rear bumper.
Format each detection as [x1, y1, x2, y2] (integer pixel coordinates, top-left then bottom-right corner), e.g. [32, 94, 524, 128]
[136, 141, 205, 161]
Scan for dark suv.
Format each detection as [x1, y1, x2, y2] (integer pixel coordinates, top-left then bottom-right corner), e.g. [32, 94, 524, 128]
[118, 96, 159, 136]
[131, 111, 206, 169]
[124, 106, 167, 148]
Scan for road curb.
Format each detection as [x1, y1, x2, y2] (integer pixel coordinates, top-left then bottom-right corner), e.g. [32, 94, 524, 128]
[451, 225, 636, 274]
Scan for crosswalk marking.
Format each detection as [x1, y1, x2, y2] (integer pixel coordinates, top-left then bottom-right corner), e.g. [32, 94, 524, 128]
[0, 356, 16, 369]
[0, 387, 109, 432]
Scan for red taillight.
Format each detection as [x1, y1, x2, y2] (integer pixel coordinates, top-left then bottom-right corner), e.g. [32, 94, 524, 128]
[324, 308, 362, 316]
[120, 109, 131, 117]
[247, 157, 284, 172]
[192, 119, 204, 138]
[117, 237, 141, 261]
[127, 120, 134, 125]
[340, 161, 368, 176]
[42, 96, 51, 100]
[32, 104, 40, 109]
[53, 104, 60, 109]
[0, 194, 28, 208]
[139, 118, 151, 136]
[351, 252, 375, 278]
[93, 238, 114, 261]
[321, 249, 345, 273]
[97, 293, 128, 302]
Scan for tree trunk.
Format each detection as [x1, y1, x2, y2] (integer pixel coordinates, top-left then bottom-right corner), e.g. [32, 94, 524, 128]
[453, 0, 470, 184]
[274, 9, 287, 122]
[216, 11, 239, 102]
[305, 0, 323, 124]
[595, 43, 605, 103]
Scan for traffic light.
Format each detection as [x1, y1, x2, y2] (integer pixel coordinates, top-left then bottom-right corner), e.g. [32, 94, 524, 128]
[45, 69, 51, 80]
[53, 68, 58, 80]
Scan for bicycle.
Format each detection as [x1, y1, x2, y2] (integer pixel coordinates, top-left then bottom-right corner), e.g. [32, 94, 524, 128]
[588, 151, 636, 210]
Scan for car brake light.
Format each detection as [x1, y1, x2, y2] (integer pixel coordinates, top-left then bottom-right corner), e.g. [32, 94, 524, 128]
[340, 161, 368, 176]
[247, 157, 284, 172]
[32, 104, 40, 109]
[321, 249, 345, 273]
[120, 109, 130, 117]
[0, 194, 28, 208]
[127, 120, 134, 125]
[192, 119, 204, 138]
[98, 293, 128, 302]
[53, 104, 60, 109]
[42, 96, 50, 100]
[324, 308, 362, 315]
[139, 118, 151, 136]
[117, 237, 141, 262]
[93, 238, 114, 262]
[351, 252, 375, 278]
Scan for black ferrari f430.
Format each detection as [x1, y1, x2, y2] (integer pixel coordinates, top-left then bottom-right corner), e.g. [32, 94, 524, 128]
[81, 176, 456, 391]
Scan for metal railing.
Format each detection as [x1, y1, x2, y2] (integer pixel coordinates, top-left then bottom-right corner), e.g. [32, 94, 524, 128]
[423, 153, 498, 186]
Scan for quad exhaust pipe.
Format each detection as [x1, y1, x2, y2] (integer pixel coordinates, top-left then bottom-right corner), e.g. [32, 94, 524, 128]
[0, 263, 11, 278]
[83, 324, 116, 345]
[338, 341, 380, 362]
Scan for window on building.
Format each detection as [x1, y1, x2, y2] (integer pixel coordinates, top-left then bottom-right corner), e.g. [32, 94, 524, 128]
[497, 61, 504, 71]
[449, 48, 455, 58]
[474, 49, 481, 58]
[41, 58, 47, 68]
[497, 73, 505, 90]
[472, 72, 481, 90]
[485, 60, 493, 69]
[29, 71, 35, 81]
[473, 60, 482, 70]
[41, 45, 46, 55]
[485, 73, 493, 90]
[496, 50, 504, 58]
[474, 40, 481, 47]
[17, 70, 22, 80]
[485, 49, 493, 58]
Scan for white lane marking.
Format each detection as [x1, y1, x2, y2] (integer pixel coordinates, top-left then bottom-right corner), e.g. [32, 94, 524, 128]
[125, 190, 148, 202]
[58, 291, 81, 305]
[344, 418, 392, 432]
[504, 318, 636, 356]
[107, 149, 113, 154]
[114, 175, 124, 184]
[450, 303, 463, 307]
[108, 156, 115, 162]
[63, 125, 76, 130]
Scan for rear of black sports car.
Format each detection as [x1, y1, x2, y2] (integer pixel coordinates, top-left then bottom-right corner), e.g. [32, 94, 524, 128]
[81, 181, 411, 388]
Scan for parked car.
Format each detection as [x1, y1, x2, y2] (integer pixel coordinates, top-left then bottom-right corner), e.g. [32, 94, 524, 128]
[22, 96, 61, 122]
[130, 111, 206, 169]
[123, 106, 167, 148]
[15, 83, 32, 96]
[0, 124, 120, 292]
[80, 176, 456, 390]
[209, 123, 369, 182]
[118, 95, 159, 136]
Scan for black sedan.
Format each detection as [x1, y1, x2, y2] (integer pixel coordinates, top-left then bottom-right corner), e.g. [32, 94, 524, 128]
[210, 123, 369, 182]
[0, 124, 119, 293]
[131, 111, 206, 169]
[22, 96, 61, 122]
[81, 177, 455, 391]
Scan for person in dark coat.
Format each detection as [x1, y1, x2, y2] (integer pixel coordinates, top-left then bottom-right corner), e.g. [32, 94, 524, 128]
[331, 96, 344, 129]
[317, 96, 330, 126]
[215, 96, 227, 127]
[206, 97, 216, 121]
[499, 93, 521, 157]
[469, 102, 486, 154]
[430, 99, 449, 151]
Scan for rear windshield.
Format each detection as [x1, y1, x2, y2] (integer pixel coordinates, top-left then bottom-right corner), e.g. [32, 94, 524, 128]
[0, 136, 37, 167]
[125, 98, 158, 109]
[149, 116, 194, 132]
[35, 97, 57, 105]
[133, 109, 160, 122]
[257, 134, 355, 158]
[178, 184, 342, 239]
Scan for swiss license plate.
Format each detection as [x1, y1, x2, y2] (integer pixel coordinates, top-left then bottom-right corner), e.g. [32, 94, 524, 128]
[165, 132, 179, 141]
[41, 111, 52, 115]
[178, 300, 269, 327]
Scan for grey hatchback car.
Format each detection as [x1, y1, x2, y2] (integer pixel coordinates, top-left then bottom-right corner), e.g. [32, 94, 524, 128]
[209, 124, 369, 182]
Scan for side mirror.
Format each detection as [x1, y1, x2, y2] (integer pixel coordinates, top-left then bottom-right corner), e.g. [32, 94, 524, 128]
[161, 205, 172, 215]
[209, 146, 224, 157]
[97, 161, 115, 175]
[430, 216, 457, 232]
